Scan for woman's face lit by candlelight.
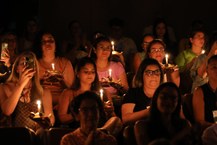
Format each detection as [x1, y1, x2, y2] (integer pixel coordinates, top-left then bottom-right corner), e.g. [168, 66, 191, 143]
[149, 42, 165, 63]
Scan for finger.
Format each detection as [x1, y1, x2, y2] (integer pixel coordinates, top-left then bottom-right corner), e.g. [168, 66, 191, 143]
[27, 71, 36, 78]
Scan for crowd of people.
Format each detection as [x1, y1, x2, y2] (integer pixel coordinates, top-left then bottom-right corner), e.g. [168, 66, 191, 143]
[0, 16, 217, 145]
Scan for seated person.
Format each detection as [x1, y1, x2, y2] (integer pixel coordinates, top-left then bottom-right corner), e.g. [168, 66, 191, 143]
[0, 51, 55, 144]
[108, 17, 138, 73]
[175, 29, 206, 94]
[58, 57, 122, 137]
[60, 91, 118, 145]
[33, 31, 74, 127]
[134, 82, 192, 145]
[133, 34, 154, 74]
[146, 39, 180, 87]
[91, 35, 129, 99]
[0, 31, 18, 83]
[34, 31, 74, 109]
[190, 31, 217, 92]
[192, 55, 217, 131]
[121, 58, 163, 126]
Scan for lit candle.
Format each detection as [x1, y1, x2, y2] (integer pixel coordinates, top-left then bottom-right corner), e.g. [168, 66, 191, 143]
[51, 63, 55, 70]
[108, 69, 112, 79]
[36, 100, 41, 113]
[201, 49, 205, 54]
[100, 89, 104, 101]
[111, 41, 115, 51]
[165, 54, 169, 66]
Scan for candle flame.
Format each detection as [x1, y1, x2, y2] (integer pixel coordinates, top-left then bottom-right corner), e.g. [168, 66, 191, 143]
[165, 54, 169, 65]
[51, 63, 55, 70]
[108, 69, 112, 78]
[36, 100, 41, 113]
[100, 89, 103, 101]
[201, 49, 205, 54]
[111, 41, 115, 51]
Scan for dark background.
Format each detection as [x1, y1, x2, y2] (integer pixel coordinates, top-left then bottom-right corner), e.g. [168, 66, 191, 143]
[1, 0, 217, 46]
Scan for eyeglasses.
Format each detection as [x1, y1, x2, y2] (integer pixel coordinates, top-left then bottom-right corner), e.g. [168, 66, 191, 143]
[144, 69, 161, 77]
[41, 40, 55, 45]
[150, 48, 165, 53]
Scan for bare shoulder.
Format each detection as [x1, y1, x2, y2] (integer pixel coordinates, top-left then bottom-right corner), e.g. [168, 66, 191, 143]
[1, 82, 15, 94]
[192, 87, 204, 102]
[61, 89, 74, 100]
[58, 57, 71, 64]
[193, 87, 203, 97]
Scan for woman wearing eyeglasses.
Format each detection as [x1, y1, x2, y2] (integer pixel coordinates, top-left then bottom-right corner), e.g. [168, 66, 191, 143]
[33, 31, 74, 126]
[121, 58, 163, 125]
[146, 39, 180, 87]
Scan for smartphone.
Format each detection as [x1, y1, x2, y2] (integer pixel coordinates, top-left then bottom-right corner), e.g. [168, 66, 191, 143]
[25, 56, 35, 70]
[1, 43, 8, 59]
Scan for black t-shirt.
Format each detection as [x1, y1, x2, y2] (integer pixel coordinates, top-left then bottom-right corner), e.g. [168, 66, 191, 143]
[201, 83, 217, 123]
[122, 87, 152, 112]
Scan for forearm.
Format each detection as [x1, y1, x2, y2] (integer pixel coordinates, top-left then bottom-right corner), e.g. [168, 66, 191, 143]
[167, 71, 180, 87]
[122, 109, 149, 125]
[197, 120, 214, 130]
[59, 114, 74, 124]
[197, 62, 207, 77]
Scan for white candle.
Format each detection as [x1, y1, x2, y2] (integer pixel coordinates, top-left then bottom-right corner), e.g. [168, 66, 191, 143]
[111, 41, 115, 51]
[36, 100, 41, 113]
[165, 54, 169, 65]
[100, 89, 104, 101]
[108, 69, 112, 78]
[51, 63, 55, 70]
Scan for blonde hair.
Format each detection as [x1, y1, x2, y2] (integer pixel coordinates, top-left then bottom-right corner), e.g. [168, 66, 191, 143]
[7, 51, 43, 98]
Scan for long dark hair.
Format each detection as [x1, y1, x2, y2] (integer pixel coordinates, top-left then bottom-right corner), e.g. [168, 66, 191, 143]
[72, 56, 100, 91]
[33, 31, 62, 59]
[147, 82, 188, 142]
[150, 82, 182, 121]
[90, 35, 112, 61]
